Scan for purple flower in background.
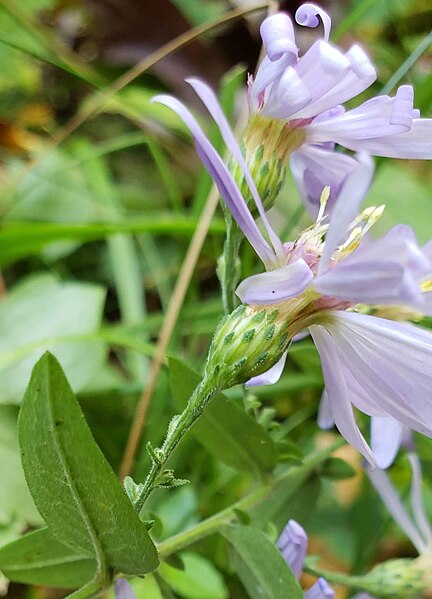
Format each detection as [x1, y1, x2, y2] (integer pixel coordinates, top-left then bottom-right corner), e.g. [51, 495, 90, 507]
[115, 579, 136, 599]
[250, 3, 432, 215]
[153, 78, 432, 468]
[278, 519, 334, 598]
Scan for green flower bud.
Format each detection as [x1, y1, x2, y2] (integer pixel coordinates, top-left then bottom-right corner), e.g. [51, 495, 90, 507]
[230, 113, 306, 212]
[360, 558, 428, 598]
[203, 304, 290, 391]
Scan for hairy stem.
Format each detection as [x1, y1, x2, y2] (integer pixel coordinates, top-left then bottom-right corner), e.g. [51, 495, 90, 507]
[133, 380, 216, 513]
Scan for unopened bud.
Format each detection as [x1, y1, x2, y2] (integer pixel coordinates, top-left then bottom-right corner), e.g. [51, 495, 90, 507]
[231, 114, 305, 212]
[360, 558, 427, 598]
[204, 304, 290, 390]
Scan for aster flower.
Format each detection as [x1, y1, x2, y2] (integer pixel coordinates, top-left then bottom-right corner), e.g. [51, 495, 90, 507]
[153, 84, 432, 468]
[278, 519, 334, 598]
[249, 3, 432, 215]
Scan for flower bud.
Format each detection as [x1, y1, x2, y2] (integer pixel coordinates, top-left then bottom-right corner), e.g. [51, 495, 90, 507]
[360, 558, 428, 598]
[230, 114, 305, 212]
[204, 304, 290, 390]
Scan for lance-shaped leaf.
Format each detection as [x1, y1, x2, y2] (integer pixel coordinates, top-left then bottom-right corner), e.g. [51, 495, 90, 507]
[222, 525, 303, 599]
[18, 352, 159, 576]
[0, 528, 96, 587]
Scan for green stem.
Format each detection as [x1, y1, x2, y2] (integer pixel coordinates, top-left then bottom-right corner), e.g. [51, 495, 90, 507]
[66, 579, 103, 599]
[304, 565, 366, 590]
[157, 438, 345, 557]
[133, 379, 216, 513]
[218, 212, 243, 314]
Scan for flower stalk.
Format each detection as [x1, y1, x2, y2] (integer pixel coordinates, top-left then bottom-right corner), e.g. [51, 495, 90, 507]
[133, 377, 216, 513]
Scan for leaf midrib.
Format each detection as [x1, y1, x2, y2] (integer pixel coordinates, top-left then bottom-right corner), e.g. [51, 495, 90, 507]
[45, 359, 106, 575]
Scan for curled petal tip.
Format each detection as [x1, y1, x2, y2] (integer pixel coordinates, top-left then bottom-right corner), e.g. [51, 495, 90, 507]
[295, 3, 331, 42]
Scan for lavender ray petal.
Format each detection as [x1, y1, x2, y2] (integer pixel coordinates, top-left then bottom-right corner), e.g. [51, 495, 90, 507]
[408, 452, 432, 547]
[277, 519, 308, 578]
[337, 118, 432, 158]
[252, 55, 293, 110]
[306, 87, 414, 146]
[366, 466, 427, 554]
[289, 44, 376, 120]
[246, 350, 288, 387]
[305, 578, 335, 599]
[317, 153, 374, 275]
[153, 94, 276, 266]
[235, 259, 313, 305]
[371, 416, 404, 470]
[263, 65, 312, 119]
[187, 78, 285, 260]
[327, 312, 432, 434]
[295, 3, 332, 41]
[313, 261, 422, 305]
[290, 146, 362, 217]
[260, 12, 298, 62]
[317, 390, 335, 429]
[310, 325, 377, 466]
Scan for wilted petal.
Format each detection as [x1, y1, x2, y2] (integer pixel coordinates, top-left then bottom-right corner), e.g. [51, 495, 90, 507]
[187, 78, 285, 260]
[366, 465, 427, 554]
[295, 3, 331, 42]
[371, 416, 404, 469]
[310, 325, 377, 466]
[236, 259, 313, 304]
[317, 153, 374, 275]
[153, 94, 276, 266]
[305, 578, 335, 599]
[260, 12, 298, 62]
[246, 350, 288, 387]
[277, 519, 308, 578]
[307, 86, 414, 147]
[115, 580, 136, 599]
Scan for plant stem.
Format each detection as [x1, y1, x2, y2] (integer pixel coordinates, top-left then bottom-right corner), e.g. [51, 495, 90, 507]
[304, 565, 366, 590]
[157, 438, 345, 557]
[218, 212, 242, 313]
[133, 380, 216, 513]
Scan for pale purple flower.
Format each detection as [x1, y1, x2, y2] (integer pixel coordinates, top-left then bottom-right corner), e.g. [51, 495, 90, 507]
[278, 519, 334, 598]
[115, 579, 137, 599]
[367, 452, 432, 556]
[153, 68, 432, 469]
[252, 4, 432, 214]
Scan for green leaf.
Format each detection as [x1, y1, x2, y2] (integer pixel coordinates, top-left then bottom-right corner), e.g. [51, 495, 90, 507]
[168, 357, 277, 474]
[0, 274, 106, 403]
[319, 457, 356, 480]
[0, 406, 40, 525]
[159, 551, 228, 599]
[19, 352, 159, 575]
[0, 528, 96, 587]
[222, 526, 303, 599]
[249, 474, 321, 531]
